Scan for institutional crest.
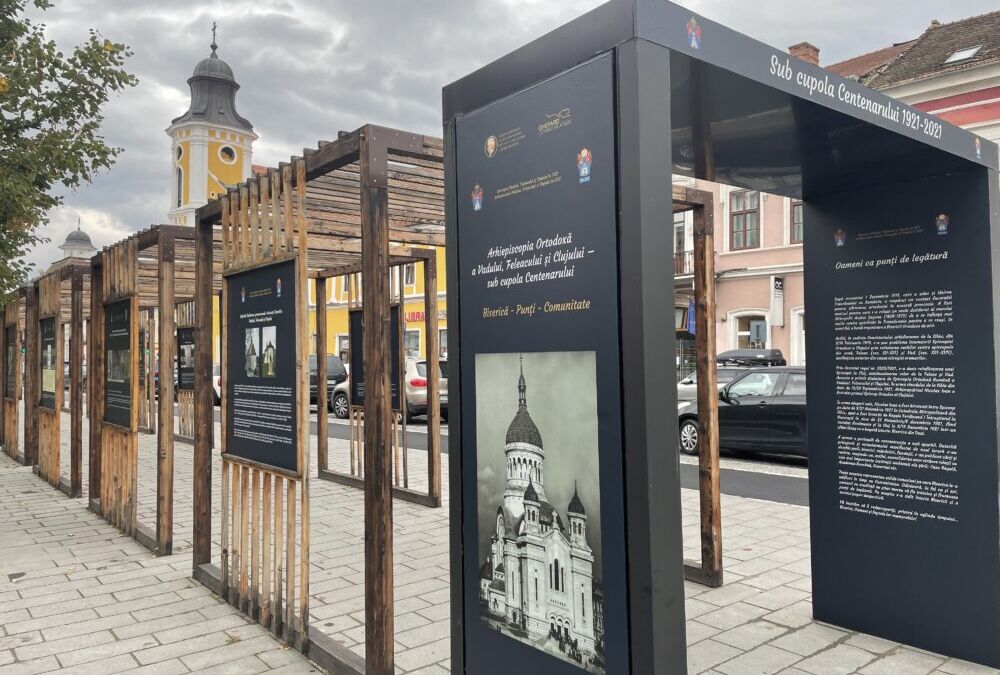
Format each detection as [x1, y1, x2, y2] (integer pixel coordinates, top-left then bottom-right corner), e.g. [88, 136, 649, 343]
[936, 213, 949, 236]
[577, 148, 593, 184]
[471, 183, 485, 211]
[687, 17, 702, 50]
[975, 137, 982, 160]
[834, 228, 847, 247]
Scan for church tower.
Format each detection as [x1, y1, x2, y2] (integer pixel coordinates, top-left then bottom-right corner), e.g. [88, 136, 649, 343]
[166, 25, 256, 226]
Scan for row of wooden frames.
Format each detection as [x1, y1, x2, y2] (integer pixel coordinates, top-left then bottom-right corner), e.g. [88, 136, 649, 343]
[196, 127, 445, 671]
[1, 125, 447, 674]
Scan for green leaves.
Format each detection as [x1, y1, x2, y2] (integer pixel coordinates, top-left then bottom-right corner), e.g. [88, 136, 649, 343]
[0, 0, 137, 298]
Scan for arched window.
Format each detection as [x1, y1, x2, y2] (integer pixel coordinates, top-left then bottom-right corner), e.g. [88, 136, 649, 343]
[554, 559, 560, 591]
[175, 168, 183, 208]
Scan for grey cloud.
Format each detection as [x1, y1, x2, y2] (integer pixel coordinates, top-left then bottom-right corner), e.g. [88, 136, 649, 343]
[22, 0, 997, 273]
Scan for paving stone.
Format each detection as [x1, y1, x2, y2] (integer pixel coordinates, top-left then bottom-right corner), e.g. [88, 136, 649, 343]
[860, 648, 945, 675]
[769, 623, 847, 657]
[796, 644, 875, 674]
[687, 638, 743, 674]
[716, 644, 801, 675]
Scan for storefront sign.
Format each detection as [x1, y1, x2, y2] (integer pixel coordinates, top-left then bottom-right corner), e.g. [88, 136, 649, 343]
[177, 327, 195, 391]
[225, 259, 298, 473]
[39, 317, 56, 410]
[771, 275, 785, 327]
[104, 299, 133, 428]
[349, 305, 401, 411]
[454, 54, 628, 675]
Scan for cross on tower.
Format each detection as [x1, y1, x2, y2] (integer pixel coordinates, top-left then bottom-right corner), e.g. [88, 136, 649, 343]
[210, 22, 218, 54]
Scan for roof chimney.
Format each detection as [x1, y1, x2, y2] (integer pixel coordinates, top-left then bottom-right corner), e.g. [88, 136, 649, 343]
[789, 41, 820, 66]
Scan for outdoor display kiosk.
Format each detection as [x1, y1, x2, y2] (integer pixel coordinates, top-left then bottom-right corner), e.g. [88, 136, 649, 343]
[89, 225, 221, 555]
[0, 293, 25, 463]
[443, 0, 1000, 673]
[192, 128, 446, 674]
[30, 263, 88, 497]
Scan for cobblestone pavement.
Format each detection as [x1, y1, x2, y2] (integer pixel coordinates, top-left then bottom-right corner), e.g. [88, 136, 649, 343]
[2, 407, 998, 674]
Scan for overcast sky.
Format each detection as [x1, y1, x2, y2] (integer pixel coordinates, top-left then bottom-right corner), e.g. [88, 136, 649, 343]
[24, 0, 998, 272]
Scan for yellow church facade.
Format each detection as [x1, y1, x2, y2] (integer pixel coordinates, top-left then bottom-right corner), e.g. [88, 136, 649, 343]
[178, 37, 447, 366]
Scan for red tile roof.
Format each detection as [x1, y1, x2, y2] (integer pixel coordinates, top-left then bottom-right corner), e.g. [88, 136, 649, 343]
[868, 11, 1000, 88]
[825, 41, 917, 83]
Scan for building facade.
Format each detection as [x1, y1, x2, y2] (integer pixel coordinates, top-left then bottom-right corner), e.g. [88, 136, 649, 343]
[166, 36, 256, 227]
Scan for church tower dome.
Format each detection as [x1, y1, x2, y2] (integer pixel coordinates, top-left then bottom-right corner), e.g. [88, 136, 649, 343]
[503, 355, 547, 518]
[166, 23, 257, 227]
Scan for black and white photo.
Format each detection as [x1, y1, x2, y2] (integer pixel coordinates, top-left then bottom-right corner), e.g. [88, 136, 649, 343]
[476, 351, 604, 673]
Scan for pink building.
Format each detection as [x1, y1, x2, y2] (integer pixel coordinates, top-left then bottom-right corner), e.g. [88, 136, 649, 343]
[673, 11, 1000, 379]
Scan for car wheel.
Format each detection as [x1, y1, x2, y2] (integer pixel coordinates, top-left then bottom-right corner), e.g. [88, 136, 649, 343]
[679, 418, 699, 455]
[331, 392, 349, 419]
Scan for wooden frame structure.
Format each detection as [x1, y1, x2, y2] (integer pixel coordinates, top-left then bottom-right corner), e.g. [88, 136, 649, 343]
[192, 126, 444, 674]
[315, 246, 442, 507]
[674, 185, 723, 588]
[89, 225, 220, 556]
[29, 263, 88, 497]
[1, 292, 25, 463]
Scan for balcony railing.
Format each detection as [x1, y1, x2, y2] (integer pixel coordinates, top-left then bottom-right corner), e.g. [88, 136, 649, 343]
[674, 251, 694, 276]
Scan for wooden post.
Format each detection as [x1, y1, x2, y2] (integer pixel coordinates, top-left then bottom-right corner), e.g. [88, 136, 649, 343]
[70, 268, 84, 497]
[89, 259, 105, 509]
[681, 191, 723, 589]
[361, 128, 394, 674]
[157, 234, 176, 556]
[316, 276, 328, 473]
[193, 213, 215, 569]
[423, 255, 441, 505]
[24, 283, 38, 467]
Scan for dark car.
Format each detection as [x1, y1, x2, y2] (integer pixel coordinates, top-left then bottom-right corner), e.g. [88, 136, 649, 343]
[677, 366, 806, 457]
[309, 354, 348, 408]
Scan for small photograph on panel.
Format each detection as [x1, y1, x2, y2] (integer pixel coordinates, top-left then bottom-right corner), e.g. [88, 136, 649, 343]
[476, 351, 605, 673]
[260, 326, 277, 378]
[245, 328, 261, 378]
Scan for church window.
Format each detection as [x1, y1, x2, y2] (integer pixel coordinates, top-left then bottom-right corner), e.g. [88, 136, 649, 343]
[175, 145, 183, 161]
[219, 145, 237, 164]
[534, 577, 538, 599]
[581, 592, 586, 618]
[549, 564, 553, 588]
[561, 568, 566, 591]
[175, 168, 183, 207]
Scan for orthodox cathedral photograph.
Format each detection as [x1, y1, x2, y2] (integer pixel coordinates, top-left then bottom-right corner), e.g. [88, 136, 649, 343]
[476, 351, 604, 673]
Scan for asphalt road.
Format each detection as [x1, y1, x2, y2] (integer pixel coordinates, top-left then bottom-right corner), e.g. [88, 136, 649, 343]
[199, 404, 808, 506]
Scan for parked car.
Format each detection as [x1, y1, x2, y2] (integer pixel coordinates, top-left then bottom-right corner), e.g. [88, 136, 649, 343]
[716, 348, 786, 367]
[330, 377, 350, 419]
[404, 357, 448, 422]
[677, 366, 753, 402]
[309, 354, 348, 405]
[677, 367, 806, 457]
[213, 364, 221, 405]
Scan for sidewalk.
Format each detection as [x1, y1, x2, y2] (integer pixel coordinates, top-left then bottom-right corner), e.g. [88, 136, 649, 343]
[3, 415, 999, 674]
[0, 454, 319, 675]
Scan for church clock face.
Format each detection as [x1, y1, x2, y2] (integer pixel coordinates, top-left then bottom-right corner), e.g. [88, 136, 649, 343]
[475, 352, 604, 672]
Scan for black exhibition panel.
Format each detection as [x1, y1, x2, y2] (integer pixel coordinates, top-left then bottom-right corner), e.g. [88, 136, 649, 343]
[177, 327, 195, 391]
[104, 299, 132, 428]
[804, 169, 1000, 665]
[348, 305, 401, 411]
[225, 258, 298, 474]
[444, 0, 1000, 673]
[39, 317, 56, 411]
